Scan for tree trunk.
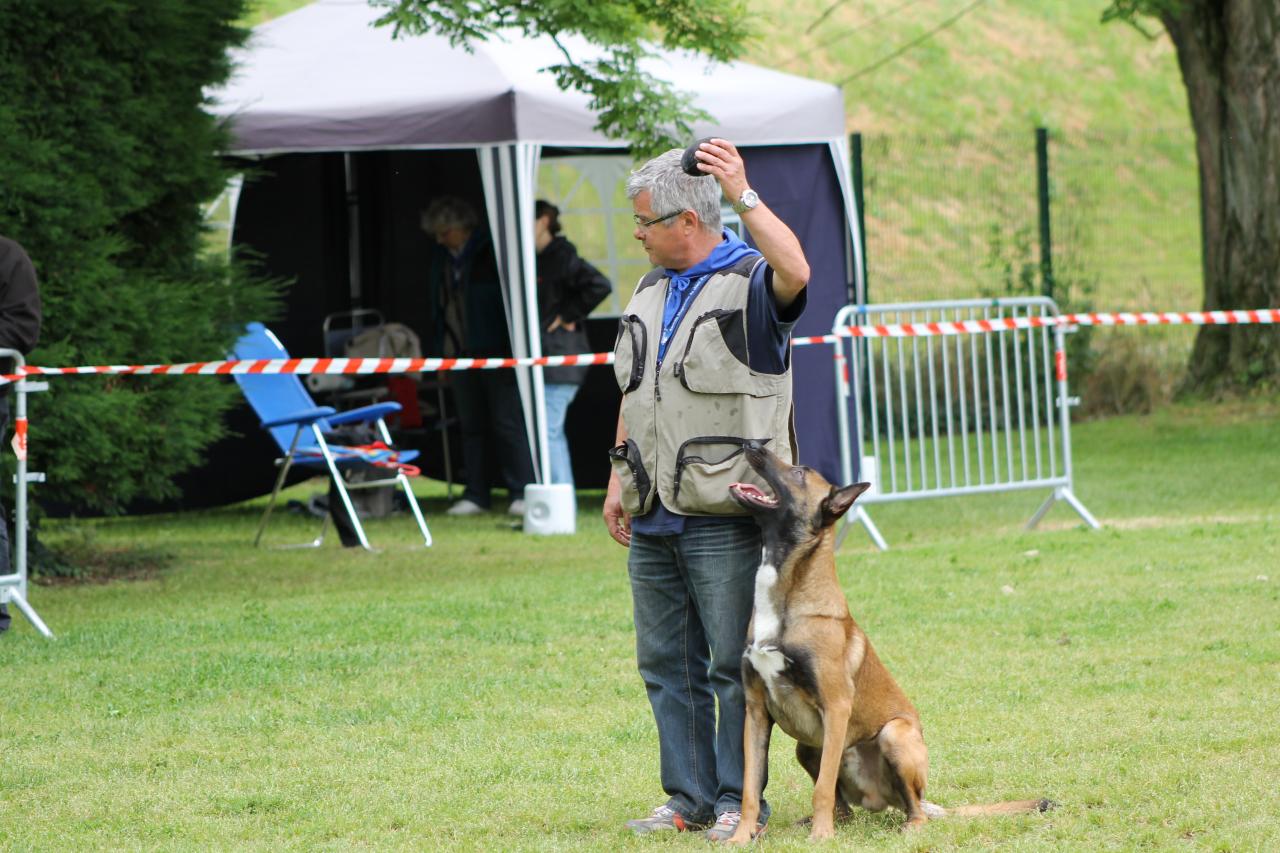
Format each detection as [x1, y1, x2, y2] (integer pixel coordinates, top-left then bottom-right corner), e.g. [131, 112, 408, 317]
[1161, 0, 1280, 392]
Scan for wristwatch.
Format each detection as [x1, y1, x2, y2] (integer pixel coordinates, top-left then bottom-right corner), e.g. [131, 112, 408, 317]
[731, 188, 760, 215]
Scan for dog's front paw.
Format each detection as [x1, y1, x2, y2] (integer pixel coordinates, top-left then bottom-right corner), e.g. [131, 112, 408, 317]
[723, 827, 755, 845]
[807, 821, 836, 841]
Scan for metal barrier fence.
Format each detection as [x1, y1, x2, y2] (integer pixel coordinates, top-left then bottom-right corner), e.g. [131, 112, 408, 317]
[832, 297, 1100, 550]
[0, 348, 53, 637]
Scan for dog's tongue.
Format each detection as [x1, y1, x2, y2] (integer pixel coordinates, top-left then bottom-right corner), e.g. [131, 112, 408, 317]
[732, 482, 766, 499]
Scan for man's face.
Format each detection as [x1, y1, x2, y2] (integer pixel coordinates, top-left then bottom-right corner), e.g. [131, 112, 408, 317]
[431, 224, 470, 254]
[631, 190, 686, 269]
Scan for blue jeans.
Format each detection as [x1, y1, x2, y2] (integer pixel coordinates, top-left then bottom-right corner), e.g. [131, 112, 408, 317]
[544, 382, 580, 486]
[627, 520, 769, 823]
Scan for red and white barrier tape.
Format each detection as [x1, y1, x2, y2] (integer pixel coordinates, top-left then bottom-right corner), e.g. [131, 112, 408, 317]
[2, 309, 1275, 384]
[1, 352, 614, 384]
[791, 308, 1280, 346]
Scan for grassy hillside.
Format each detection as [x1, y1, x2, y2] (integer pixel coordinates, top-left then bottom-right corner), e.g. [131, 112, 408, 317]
[751, 0, 1188, 135]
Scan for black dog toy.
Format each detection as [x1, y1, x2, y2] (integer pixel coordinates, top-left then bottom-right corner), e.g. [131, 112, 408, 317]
[681, 137, 716, 177]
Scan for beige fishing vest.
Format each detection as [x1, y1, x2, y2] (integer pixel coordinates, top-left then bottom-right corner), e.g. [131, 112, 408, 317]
[609, 256, 796, 517]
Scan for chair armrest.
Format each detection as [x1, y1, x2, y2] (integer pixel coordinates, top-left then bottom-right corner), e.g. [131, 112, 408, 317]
[261, 406, 337, 429]
[325, 401, 402, 427]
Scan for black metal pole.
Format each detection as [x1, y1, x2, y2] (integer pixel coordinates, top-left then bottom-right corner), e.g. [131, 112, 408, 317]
[851, 132, 869, 304]
[1035, 127, 1054, 299]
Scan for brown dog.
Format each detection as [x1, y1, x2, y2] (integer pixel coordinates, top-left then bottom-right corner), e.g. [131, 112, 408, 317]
[725, 443, 1052, 843]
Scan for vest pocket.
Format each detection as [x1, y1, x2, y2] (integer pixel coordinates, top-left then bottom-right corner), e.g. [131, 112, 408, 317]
[608, 439, 653, 516]
[612, 314, 648, 394]
[676, 309, 784, 397]
[671, 436, 771, 515]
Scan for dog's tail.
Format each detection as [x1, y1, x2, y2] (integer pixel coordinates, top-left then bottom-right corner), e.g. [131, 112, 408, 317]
[921, 798, 1056, 819]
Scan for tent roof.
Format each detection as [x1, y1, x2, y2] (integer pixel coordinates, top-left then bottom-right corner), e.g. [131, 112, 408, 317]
[211, 0, 847, 154]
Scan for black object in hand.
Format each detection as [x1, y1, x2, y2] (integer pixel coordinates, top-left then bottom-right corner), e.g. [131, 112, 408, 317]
[681, 137, 716, 177]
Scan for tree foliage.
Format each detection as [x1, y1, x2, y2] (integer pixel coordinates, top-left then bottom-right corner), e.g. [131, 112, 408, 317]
[0, 0, 281, 514]
[372, 0, 754, 156]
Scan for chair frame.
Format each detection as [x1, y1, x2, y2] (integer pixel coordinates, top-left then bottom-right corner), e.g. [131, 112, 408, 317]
[255, 402, 432, 551]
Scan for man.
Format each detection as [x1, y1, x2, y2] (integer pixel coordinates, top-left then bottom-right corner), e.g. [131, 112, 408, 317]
[0, 236, 42, 633]
[421, 197, 535, 517]
[603, 139, 809, 841]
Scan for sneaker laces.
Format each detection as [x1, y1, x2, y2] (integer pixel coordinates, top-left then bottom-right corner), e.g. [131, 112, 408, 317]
[714, 811, 742, 827]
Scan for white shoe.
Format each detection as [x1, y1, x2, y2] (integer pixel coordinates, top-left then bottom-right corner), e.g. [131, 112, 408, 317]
[446, 499, 486, 516]
[507, 499, 526, 517]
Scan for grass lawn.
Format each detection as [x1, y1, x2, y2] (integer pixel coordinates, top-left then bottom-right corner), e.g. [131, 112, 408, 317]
[4, 396, 1279, 851]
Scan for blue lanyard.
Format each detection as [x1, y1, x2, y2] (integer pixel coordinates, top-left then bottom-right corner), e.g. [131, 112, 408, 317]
[657, 273, 712, 363]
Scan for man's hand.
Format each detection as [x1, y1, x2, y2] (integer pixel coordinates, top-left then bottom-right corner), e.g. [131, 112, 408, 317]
[546, 315, 576, 333]
[694, 137, 810, 306]
[693, 138, 749, 203]
[603, 478, 632, 547]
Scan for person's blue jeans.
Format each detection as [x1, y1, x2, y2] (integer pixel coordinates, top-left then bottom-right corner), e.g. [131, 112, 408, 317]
[452, 369, 535, 507]
[627, 519, 770, 824]
[544, 382, 580, 486]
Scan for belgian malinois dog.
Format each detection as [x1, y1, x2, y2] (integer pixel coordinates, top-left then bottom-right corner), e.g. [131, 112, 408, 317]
[725, 442, 1052, 843]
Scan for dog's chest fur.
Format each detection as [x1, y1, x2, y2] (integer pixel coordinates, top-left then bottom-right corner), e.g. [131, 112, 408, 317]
[744, 548, 826, 746]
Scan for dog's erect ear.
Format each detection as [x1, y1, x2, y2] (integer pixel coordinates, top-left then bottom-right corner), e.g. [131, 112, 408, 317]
[822, 482, 872, 521]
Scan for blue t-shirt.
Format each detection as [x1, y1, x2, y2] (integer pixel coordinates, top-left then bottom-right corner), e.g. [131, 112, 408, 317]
[631, 260, 807, 536]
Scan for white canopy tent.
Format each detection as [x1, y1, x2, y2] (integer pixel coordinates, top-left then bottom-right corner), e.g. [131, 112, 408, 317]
[211, 0, 865, 486]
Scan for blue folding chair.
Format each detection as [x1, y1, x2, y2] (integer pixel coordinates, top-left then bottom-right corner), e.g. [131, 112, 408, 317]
[230, 322, 432, 550]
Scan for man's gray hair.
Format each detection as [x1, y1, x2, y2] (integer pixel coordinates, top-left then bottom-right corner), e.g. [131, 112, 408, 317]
[626, 149, 722, 235]
[420, 196, 479, 233]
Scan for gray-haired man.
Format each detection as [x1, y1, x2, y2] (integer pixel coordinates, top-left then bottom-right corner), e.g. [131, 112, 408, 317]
[603, 139, 809, 841]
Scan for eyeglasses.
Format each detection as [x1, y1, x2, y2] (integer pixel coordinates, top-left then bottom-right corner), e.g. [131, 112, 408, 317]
[633, 210, 684, 229]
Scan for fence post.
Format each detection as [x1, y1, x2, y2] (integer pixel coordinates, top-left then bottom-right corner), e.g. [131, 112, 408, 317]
[0, 350, 54, 638]
[851, 132, 869, 304]
[1035, 127, 1054, 299]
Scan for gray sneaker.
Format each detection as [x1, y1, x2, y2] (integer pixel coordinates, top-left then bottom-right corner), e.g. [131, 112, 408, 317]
[704, 810, 766, 842]
[625, 804, 711, 834]
[446, 498, 486, 516]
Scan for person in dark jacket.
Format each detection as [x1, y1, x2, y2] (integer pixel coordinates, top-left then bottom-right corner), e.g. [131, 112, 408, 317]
[534, 201, 612, 486]
[422, 197, 535, 517]
[0, 236, 42, 633]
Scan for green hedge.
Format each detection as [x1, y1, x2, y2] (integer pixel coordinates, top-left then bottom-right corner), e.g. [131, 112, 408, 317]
[0, 0, 280, 514]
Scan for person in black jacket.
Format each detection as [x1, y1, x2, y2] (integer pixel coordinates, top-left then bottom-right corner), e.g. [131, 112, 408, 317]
[422, 197, 535, 517]
[0, 236, 42, 633]
[534, 201, 612, 486]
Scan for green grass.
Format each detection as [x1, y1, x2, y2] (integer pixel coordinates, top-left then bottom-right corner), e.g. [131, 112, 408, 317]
[3, 396, 1279, 850]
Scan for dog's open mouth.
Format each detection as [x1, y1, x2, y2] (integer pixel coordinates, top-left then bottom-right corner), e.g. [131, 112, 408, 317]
[729, 482, 777, 508]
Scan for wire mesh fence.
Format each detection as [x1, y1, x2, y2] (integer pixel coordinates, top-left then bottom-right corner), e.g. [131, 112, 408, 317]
[857, 126, 1202, 314]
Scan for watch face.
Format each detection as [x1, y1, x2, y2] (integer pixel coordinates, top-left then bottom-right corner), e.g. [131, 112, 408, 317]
[741, 189, 759, 208]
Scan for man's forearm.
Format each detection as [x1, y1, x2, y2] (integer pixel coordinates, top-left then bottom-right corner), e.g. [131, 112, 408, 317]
[739, 204, 809, 307]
